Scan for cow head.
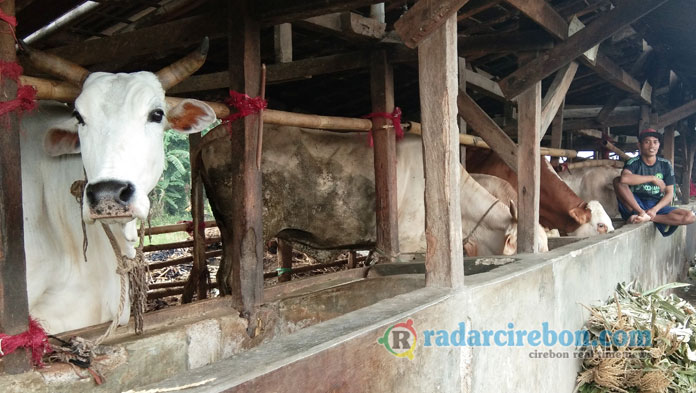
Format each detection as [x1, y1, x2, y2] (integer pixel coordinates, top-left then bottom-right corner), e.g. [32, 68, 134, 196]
[26, 39, 215, 232]
[501, 200, 549, 255]
[567, 200, 615, 236]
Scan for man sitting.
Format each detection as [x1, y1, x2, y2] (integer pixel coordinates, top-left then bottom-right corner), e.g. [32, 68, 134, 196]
[613, 128, 696, 236]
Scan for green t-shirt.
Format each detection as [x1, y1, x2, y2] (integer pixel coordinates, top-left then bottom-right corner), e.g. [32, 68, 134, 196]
[623, 156, 675, 201]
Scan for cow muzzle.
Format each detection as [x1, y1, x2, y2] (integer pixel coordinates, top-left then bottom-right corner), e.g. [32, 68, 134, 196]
[85, 180, 135, 220]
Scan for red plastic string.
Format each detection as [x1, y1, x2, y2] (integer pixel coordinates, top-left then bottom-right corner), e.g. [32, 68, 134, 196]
[177, 220, 207, 236]
[0, 318, 53, 367]
[0, 62, 36, 122]
[362, 107, 404, 147]
[0, 0, 17, 42]
[221, 90, 268, 133]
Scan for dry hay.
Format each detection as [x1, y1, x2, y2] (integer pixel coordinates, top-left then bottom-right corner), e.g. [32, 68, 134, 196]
[575, 282, 696, 393]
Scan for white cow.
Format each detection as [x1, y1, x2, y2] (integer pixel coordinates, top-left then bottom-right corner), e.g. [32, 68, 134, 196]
[20, 41, 215, 333]
[558, 165, 621, 218]
[200, 125, 548, 258]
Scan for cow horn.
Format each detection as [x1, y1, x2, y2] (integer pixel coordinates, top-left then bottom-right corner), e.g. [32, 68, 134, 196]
[18, 40, 90, 87]
[156, 37, 209, 90]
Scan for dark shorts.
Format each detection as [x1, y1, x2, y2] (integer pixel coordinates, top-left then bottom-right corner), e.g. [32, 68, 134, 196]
[617, 195, 678, 237]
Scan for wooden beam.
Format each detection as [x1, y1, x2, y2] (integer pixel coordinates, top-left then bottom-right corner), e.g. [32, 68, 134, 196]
[499, 0, 668, 99]
[47, 14, 224, 67]
[564, 112, 640, 130]
[457, 90, 518, 172]
[682, 138, 695, 204]
[463, 67, 504, 99]
[182, 133, 208, 304]
[663, 127, 675, 165]
[222, 0, 264, 332]
[504, 0, 568, 40]
[459, 57, 467, 165]
[0, 0, 30, 374]
[395, 0, 470, 48]
[277, 239, 293, 282]
[418, 14, 464, 288]
[254, 0, 386, 25]
[517, 82, 542, 253]
[457, 30, 553, 57]
[370, 50, 399, 262]
[274, 23, 292, 63]
[549, 98, 564, 166]
[590, 52, 650, 104]
[655, 98, 696, 130]
[296, 12, 386, 41]
[540, 62, 578, 138]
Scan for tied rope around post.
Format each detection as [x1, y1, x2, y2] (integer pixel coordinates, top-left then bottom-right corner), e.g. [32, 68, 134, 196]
[0, 61, 36, 120]
[221, 90, 267, 134]
[362, 107, 404, 147]
[0, 318, 52, 367]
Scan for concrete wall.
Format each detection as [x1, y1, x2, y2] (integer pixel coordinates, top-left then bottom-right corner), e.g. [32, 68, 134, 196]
[1, 220, 693, 392]
[141, 220, 694, 393]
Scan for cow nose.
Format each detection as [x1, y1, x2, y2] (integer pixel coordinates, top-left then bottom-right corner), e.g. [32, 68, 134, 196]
[86, 180, 135, 208]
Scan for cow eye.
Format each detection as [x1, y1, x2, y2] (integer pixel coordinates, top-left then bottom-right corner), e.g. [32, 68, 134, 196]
[73, 111, 85, 125]
[148, 109, 164, 123]
[598, 223, 605, 228]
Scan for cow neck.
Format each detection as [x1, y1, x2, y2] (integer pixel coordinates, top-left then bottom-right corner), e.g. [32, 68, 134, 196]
[463, 199, 500, 245]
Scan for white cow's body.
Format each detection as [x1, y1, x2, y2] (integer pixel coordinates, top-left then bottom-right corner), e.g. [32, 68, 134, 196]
[21, 102, 128, 333]
[559, 165, 621, 218]
[19, 47, 215, 333]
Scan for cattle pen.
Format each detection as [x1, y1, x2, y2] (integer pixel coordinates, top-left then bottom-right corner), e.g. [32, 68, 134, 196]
[2, 1, 696, 392]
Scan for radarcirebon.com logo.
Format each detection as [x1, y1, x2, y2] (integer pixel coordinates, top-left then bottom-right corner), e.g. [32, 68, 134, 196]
[377, 319, 417, 360]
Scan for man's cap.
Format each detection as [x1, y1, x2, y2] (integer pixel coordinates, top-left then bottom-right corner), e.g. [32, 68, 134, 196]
[638, 128, 662, 142]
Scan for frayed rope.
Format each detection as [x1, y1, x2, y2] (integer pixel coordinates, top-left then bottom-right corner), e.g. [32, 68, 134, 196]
[0, 61, 37, 119]
[362, 107, 404, 147]
[221, 90, 267, 133]
[0, 318, 53, 367]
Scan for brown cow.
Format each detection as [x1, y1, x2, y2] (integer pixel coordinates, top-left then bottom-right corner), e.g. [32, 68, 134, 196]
[466, 149, 614, 236]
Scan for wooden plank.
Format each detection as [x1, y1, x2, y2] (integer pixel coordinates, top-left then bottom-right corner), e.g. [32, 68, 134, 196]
[48, 14, 224, 67]
[254, 0, 387, 25]
[540, 62, 578, 138]
[394, 0, 470, 48]
[370, 50, 399, 262]
[639, 105, 651, 132]
[463, 67, 505, 99]
[681, 139, 695, 204]
[277, 239, 293, 282]
[0, 0, 30, 374]
[590, 52, 650, 103]
[296, 12, 386, 42]
[655, 98, 696, 130]
[504, 0, 568, 40]
[182, 134, 208, 304]
[517, 82, 542, 253]
[223, 0, 264, 329]
[458, 57, 467, 165]
[564, 111, 641, 130]
[458, 0, 503, 21]
[499, 0, 668, 99]
[457, 90, 518, 172]
[549, 98, 564, 167]
[663, 127, 675, 165]
[168, 51, 371, 94]
[418, 14, 464, 288]
[274, 23, 292, 63]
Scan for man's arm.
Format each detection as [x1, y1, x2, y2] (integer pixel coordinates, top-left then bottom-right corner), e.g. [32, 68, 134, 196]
[619, 169, 666, 191]
[646, 185, 673, 218]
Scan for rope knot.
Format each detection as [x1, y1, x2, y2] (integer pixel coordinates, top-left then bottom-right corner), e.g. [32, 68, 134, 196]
[362, 106, 404, 147]
[0, 318, 53, 367]
[221, 90, 267, 133]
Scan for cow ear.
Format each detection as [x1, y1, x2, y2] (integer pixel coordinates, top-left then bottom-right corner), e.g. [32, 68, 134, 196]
[464, 241, 478, 257]
[167, 99, 216, 134]
[44, 128, 80, 157]
[508, 200, 518, 221]
[502, 234, 516, 255]
[568, 203, 592, 224]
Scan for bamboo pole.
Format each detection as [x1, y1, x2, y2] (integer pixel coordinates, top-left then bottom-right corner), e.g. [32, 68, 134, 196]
[144, 220, 217, 236]
[565, 159, 624, 169]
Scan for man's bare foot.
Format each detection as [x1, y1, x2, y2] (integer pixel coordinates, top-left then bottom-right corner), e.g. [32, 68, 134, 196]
[628, 214, 651, 224]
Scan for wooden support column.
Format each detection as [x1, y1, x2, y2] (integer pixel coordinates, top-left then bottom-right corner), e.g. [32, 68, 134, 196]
[370, 50, 399, 262]
[182, 134, 208, 304]
[0, 0, 31, 373]
[549, 99, 564, 167]
[225, 0, 264, 329]
[517, 82, 542, 253]
[418, 14, 464, 288]
[639, 105, 651, 132]
[274, 23, 292, 63]
[682, 138, 695, 205]
[664, 126, 675, 165]
[458, 57, 467, 165]
[277, 239, 293, 282]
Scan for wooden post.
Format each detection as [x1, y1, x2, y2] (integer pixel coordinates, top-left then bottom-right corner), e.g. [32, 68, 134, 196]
[370, 50, 399, 262]
[639, 104, 651, 132]
[224, 0, 264, 330]
[277, 239, 293, 282]
[549, 99, 564, 167]
[274, 23, 292, 63]
[458, 57, 467, 166]
[664, 126, 675, 165]
[0, 0, 31, 373]
[517, 82, 542, 254]
[418, 14, 464, 288]
[682, 136, 695, 205]
[182, 134, 208, 303]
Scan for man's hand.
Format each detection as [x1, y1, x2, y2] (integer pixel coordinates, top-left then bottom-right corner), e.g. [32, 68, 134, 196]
[645, 207, 659, 219]
[652, 176, 666, 192]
